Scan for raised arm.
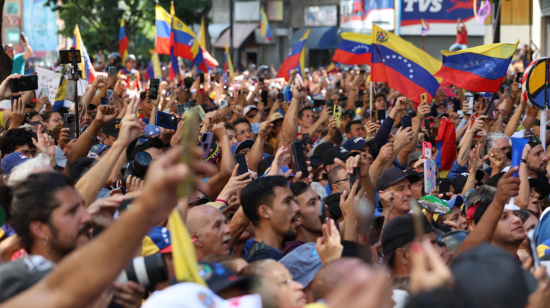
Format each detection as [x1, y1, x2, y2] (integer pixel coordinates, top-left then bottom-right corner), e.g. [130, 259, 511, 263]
[504, 97, 526, 137]
[277, 84, 302, 150]
[457, 115, 486, 167]
[397, 100, 429, 166]
[204, 123, 235, 200]
[248, 121, 273, 172]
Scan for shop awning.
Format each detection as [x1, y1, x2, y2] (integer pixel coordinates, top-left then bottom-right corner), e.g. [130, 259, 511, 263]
[289, 27, 340, 50]
[214, 23, 258, 49]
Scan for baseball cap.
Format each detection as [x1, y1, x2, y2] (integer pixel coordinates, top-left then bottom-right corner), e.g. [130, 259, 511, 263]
[55, 146, 67, 168]
[145, 124, 161, 136]
[375, 167, 418, 192]
[279, 242, 322, 287]
[125, 54, 136, 62]
[102, 119, 121, 138]
[143, 282, 261, 308]
[342, 137, 377, 152]
[450, 243, 538, 308]
[231, 139, 255, 154]
[322, 146, 359, 170]
[142, 226, 172, 256]
[0, 255, 55, 303]
[343, 109, 355, 118]
[197, 262, 256, 295]
[243, 105, 258, 117]
[407, 152, 423, 167]
[268, 112, 284, 123]
[312, 141, 334, 158]
[1, 152, 29, 174]
[380, 214, 432, 263]
[404, 168, 423, 183]
[529, 177, 550, 199]
[87, 144, 109, 158]
[443, 195, 464, 211]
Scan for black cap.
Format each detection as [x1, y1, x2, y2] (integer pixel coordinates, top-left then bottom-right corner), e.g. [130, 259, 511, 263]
[102, 119, 120, 138]
[450, 244, 538, 308]
[309, 155, 323, 170]
[375, 167, 418, 191]
[322, 146, 359, 170]
[380, 214, 432, 263]
[404, 168, 423, 183]
[529, 178, 550, 199]
[312, 141, 334, 158]
[198, 262, 255, 295]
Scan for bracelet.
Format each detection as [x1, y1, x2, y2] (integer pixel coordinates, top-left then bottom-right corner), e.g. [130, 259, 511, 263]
[215, 199, 228, 205]
[85, 128, 96, 139]
[467, 179, 475, 183]
[521, 159, 527, 164]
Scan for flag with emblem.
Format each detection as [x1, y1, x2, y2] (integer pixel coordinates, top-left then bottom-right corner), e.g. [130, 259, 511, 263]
[332, 32, 372, 66]
[224, 43, 235, 83]
[434, 41, 519, 93]
[371, 25, 442, 107]
[170, 9, 207, 74]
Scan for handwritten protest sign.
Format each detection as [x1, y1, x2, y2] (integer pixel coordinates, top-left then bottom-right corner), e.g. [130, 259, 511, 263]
[35, 67, 62, 103]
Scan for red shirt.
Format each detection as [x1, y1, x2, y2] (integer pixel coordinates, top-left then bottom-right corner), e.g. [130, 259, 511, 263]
[457, 30, 468, 45]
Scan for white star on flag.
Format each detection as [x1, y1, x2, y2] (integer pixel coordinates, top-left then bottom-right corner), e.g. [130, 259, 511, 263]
[410, 69, 413, 73]
[398, 56, 402, 59]
[409, 75, 413, 78]
[386, 56, 390, 59]
[404, 59, 407, 63]
[392, 55, 396, 58]
[155, 127, 160, 132]
[408, 64, 411, 67]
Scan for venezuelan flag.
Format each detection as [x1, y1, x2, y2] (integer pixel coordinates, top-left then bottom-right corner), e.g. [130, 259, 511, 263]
[199, 17, 219, 69]
[277, 29, 310, 81]
[72, 25, 96, 83]
[119, 19, 129, 62]
[421, 19, 430, 36]
[260, 6, 272, 42]
[326, 62, 339, 74]
[224, 43, 235, 83]
[53, 79, 67, 111]
[371, 25, 441, 107]
[434, 41, 519, 93]
[332, 32, 371, 66]
[171, 14, 206, 72]
[155, 4, 171, 55]
[145, 50, 162, 80]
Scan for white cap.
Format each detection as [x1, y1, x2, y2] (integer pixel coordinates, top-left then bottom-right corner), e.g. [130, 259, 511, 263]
[243, 105, 258, 116]
[142, 283, 262, 308]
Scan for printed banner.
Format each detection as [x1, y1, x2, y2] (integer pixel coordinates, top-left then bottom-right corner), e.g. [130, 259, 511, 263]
[400, 0, 486, 36]
[340, 0, 394, 31]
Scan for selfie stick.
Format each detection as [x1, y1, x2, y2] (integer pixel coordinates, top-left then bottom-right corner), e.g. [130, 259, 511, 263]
[68, 47, 81, 137]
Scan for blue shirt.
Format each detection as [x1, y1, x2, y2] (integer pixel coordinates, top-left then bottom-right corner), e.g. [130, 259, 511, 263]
[447, 159, 468, 181]
[11, 53, 26, 75]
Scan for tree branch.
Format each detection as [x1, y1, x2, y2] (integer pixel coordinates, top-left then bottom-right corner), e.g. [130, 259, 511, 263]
[71, 1, 115, 51]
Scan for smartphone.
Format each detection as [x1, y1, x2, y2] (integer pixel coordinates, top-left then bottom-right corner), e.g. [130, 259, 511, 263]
[199, 73, 205, 83]
[421, 93, 428, 103]
[326, 99, 334, 110]
[108, 66, 116, 77]
[401, 115, 412, 129]
[149, 78, 160, 100]
[465, 95, 474, 114]
[422, 141, 432, 159]
[291, 141, 309, 178]
[40, 88, 49, 99]
[333, 105, 343, 128]
[10, 75, 38, 93]
[302, 133, 310, 144]
[349, 166, 361, 187]
[63, 113, 76, 139]
[355, 100, 363, 108]
[100, 97, 109, 105]
[318, 200, 327, 224]
[261, 90, 268, 104]
[313, 99, 325, 108]
[251, 123, 260, 134]
[486, 100, 497, 119]
[176, 104, 185, 116]
[440, 88, 456, 98]
[10, 95, 20, 109]
[516, 73, 524, 89]
[155, 111, 178, 130]
[424, 159, 437, 194]
[376, 110, 386, 124]
[199, 132, 214, 159]
[277, 93, 284, 101]
[195, 105, 206, 120]
[234, 153, 250, 179]
[439, 181, 451, 200]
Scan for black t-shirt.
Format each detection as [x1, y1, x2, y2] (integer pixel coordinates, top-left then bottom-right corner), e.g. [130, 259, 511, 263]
[246, 241, 284, 263]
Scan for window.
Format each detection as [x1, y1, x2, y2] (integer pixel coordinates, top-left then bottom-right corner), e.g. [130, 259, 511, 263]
[305, 6, 337, 27]
[5, 28, 20, 43]
[5, 2, 20, 16]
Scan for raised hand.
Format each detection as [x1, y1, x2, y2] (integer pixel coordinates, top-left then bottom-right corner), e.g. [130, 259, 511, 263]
[409, 238, 454, 295]
[218, 164, 252, 201]
[96, 105, 118, 124]
[9, 96, 25, 129]
[116, 98, 141, 147]
[93, 75, 108, 88]
[316, 218, 343, 264]
[32, 125, 56, 158]
[258, 121, 274, 138]
[394, 126, 414, 149]
[495, 166, 521, 206]
[268, 146, 291, 177]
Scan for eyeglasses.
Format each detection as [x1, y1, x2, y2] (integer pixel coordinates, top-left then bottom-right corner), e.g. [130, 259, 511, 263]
[20, 150, 37, 157]
[51, 117, 63, 123]
[237, 128, 253, 135]
[334, 177, 349, 185]
[499, 146, 511, 153]
[530, 188, 541, 199]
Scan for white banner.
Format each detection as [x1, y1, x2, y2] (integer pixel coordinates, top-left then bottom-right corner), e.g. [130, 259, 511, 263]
[35, 67, 62, 103]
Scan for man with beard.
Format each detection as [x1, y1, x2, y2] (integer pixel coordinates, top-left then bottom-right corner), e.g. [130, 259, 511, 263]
[523, 136, 548, 178]
[241, 176, 301, 262]
[187, 205, 232, 260]
[9, 172, 144, 307]
[283, 182, 322, 255]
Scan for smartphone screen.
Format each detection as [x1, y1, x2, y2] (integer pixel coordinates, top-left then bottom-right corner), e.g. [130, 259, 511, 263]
[466, 95, 474, 114]
[334, 105, 342, 128]
[277, 93, 284, 101]
[486, 100, 497, 119]
[326, 99, 334, 110]
[234, 154, 250, 179]
[355, 100, 363, 108]
[422, 141, 432, 159]
[401, 115, 412, 129]
[261, 90, 268, 104]
[439, 181, 451, 200]
[349, 166, 361, 187]
[108, 66, 116, 77]
[149, 79, 160, 100]
[291, 141, 309, 178]
[376, 110, 386, 124]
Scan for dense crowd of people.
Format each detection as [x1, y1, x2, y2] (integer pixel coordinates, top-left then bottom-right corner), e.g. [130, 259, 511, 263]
[1, 40, 550, 308]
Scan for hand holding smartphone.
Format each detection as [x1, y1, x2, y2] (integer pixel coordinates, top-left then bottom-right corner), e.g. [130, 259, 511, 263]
[291, 141, 309, 178]
[334, 105, 342, 128]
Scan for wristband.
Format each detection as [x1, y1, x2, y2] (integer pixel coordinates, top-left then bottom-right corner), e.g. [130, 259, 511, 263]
[521, 159, 527, 164]
[215, 199, 228, 205]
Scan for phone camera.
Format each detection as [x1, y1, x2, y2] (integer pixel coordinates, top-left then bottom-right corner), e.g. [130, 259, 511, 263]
[66, 115, 74, 124]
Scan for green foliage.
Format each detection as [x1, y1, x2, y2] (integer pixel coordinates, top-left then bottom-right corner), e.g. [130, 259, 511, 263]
[44, 0, 211, 61]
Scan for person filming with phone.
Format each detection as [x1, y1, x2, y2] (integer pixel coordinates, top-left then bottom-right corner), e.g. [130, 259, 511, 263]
[4, 33, 33, 75]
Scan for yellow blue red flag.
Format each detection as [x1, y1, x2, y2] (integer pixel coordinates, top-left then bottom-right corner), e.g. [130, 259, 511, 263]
[434, 41, 519, 93]
[170, 12, 207, 75]
[371, 25, 442, 106]
[332, 32, 371, 66]
[224, 43, 235, 83]
[155, 4, 171, 55]
[260, 6, 272, 41]
[72, 25, 96, 83]
[119, 19, 129, 62]
[199, 17, 219, 69]
[277, 29, 310, 81]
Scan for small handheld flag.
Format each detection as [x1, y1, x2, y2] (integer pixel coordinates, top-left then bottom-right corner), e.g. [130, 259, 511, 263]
[260, 7, 273, 42]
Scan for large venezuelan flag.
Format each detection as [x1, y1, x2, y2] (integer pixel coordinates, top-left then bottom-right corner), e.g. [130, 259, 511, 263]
[277, 29, 310, 81]
[332, 32, 371, 66]
[224, 43, 235, 83]
[72, 25, 96, 83]
[171, 14, 207, 73]
[371, 25, 441, 107]
[199, 17, 219, 68]
[260, 6, 272, 41]
[434, 41, 519, 93]
[155, 5, 171, 55]
[119, 19, 129, 62]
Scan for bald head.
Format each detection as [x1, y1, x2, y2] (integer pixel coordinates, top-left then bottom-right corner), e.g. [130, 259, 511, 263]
[310, 257, 370, 302]
[186, 205, 232, 259]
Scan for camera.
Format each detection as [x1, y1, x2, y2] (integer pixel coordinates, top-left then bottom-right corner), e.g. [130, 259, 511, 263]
[10, 75, 38, 93]
[121, 151, 153, 181]
[65, 115, 74, 124]
[116, 253, 168, 288]
[59, 49, 82, 64]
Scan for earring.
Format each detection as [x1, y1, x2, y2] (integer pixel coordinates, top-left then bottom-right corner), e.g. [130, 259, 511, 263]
[44, 238, 48, 246]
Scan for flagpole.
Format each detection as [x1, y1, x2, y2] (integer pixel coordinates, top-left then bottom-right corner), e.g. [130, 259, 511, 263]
[421, 36, 425, 51]
[542, 109, 547, 153]
[369, 77, 373, 112]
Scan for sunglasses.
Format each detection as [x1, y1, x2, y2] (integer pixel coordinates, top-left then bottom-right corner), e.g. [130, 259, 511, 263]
[334, 177, 350, 185]
[528, 136, 541, 144]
